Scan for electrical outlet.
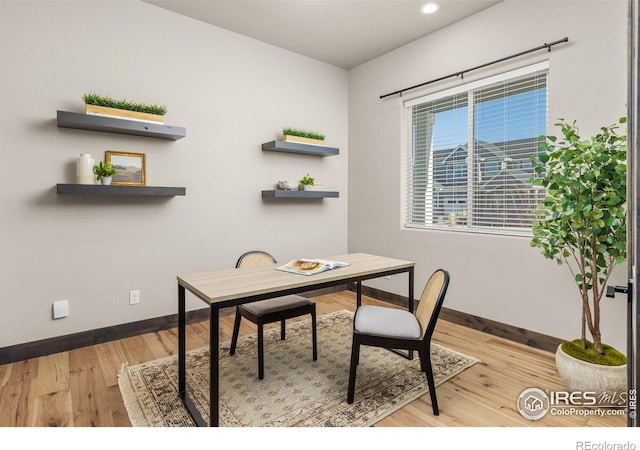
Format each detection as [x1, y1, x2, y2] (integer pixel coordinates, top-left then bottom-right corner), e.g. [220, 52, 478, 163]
[53, 300, 69, 319]
[129, 290, 140, 305]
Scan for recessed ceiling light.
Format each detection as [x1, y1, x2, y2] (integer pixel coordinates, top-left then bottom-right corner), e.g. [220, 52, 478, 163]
[421, 2, 440, 14]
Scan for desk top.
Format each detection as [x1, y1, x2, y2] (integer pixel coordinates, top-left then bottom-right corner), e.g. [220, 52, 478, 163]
[177, 253, 413, 305]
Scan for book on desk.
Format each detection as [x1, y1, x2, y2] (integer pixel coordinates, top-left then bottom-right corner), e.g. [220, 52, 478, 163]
[276, 258, 350, 276]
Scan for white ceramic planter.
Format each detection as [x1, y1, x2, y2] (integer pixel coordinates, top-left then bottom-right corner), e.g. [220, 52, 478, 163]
[76, 153, 95, 185]
[101, 176, 112, 186]
[555, 344, 626, 401]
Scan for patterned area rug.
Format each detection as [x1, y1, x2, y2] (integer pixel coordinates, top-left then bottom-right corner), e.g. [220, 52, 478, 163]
[118, 310, 478, 427]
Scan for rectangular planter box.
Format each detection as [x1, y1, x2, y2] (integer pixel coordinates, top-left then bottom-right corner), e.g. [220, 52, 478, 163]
[281, 134, 325, 146]
[85, 104, 164, 123]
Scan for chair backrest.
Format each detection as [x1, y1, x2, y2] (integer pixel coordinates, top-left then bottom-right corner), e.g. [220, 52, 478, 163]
[414, 269, 450, 340]
[236, 250, 277, 268]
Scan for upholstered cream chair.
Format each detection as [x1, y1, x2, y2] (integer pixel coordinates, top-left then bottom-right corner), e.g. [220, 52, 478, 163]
[346, 268, 450, 415]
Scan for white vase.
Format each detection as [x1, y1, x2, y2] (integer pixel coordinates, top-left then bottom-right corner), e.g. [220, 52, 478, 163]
[76, 153, 95, 185]
[101, 176, 112, 186]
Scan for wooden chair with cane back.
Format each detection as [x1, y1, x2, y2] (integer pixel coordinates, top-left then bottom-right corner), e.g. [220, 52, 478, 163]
[346, 268, 450, 415]
[229, 250, 318, 379]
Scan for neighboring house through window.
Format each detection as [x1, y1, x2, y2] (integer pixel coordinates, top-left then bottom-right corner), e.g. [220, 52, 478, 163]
[404, 62, 548, 235]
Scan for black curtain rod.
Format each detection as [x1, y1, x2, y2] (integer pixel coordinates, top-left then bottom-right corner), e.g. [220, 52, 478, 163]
[380, 37, 569, 99]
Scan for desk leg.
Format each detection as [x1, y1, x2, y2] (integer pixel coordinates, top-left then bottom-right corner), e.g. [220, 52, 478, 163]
[210, 305, 220, 427]
[408, 267, 414, 359]
[178, 284, 208, 427]
[356, 281, 362, 308]
[408, 266, 414, 314]
[178, 285, 186, 395]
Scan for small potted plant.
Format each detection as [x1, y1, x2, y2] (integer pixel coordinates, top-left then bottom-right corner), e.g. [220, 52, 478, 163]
[93, 161, 118, 185]
[299, 173, 315, 191]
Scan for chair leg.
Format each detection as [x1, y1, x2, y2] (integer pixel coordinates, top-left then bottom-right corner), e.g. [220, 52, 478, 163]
[347, 334, 360, 404]
[258, 321, 265, 380]
[280, 319, 286, 340]
[311, 305, 317, 361]
[418, 348, 426, 372]
[422, 348, 439, 415]
[230, 307, 242, 356]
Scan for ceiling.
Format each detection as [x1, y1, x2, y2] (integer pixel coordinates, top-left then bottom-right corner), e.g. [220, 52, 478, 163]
[146, 1, 502, 69]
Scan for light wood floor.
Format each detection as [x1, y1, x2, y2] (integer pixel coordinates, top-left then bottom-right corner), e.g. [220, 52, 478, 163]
[0, 291, 627, 427]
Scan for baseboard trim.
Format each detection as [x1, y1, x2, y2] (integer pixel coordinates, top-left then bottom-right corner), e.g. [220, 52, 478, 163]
[0, 284, 559, 364]
[0, 308, 208, 365]
[351, 284, 562, 353]
[0, 286, 346, 365]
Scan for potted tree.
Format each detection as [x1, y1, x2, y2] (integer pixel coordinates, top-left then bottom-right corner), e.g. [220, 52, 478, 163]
[530, 118, 627, 399]
[93, 161, 118, 185]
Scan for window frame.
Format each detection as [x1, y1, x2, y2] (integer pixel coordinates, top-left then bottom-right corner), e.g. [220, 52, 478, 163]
[402, 61, 549, 237]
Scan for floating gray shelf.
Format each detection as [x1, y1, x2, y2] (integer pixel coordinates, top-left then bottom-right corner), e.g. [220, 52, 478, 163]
[56, 184, 186, 196]
[262, 190, 339, 199]
[262, 140, 339, 157]
[57, 110, 186, 140]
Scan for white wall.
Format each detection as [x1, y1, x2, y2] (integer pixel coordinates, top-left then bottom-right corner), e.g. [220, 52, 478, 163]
[1, 0, 629, 354]
[0, 1, 348, 348]
[348, 0, 628, 351]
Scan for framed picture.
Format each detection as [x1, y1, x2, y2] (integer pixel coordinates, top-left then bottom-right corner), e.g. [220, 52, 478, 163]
[105, 151, 146, 186]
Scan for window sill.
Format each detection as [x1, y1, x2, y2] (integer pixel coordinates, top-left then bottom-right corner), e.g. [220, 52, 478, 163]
[403, 224, 533, 238]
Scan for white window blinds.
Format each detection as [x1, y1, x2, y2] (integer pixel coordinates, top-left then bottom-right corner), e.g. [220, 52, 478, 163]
[405, 63, 548, 235]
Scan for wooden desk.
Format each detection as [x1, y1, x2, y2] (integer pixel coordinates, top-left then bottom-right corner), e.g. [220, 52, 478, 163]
[177, 252, 414, 427]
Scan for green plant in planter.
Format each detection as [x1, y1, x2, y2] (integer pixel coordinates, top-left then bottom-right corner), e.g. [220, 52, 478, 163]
[82, 93, 167, 116]
[92, 161, 118, 181]
[530, 117, 627, 363]
[283, 127, 325, 141]
[300, 173, 315, 186]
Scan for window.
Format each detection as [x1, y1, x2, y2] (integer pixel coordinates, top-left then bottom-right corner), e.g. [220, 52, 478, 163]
[404, 62, 548, 235]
